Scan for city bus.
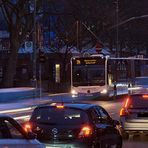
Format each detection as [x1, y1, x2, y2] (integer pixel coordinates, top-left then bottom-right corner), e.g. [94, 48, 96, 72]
[70, 54, 148, 99]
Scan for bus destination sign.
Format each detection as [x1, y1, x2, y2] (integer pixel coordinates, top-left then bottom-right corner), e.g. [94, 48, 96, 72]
[73, 57, 104, 65]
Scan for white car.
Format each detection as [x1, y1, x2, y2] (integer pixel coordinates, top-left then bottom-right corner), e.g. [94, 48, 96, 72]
[128, 76, 148, 94]
[0, 115, 45, 148]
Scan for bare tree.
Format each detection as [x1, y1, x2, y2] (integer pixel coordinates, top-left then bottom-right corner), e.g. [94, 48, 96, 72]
[0, 0, 35, 87]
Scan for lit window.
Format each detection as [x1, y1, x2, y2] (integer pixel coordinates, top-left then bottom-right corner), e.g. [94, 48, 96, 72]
[55, 64, 60, 83]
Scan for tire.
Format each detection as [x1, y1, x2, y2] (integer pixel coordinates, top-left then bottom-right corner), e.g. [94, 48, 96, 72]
[121, 131, 129, 140]
[99, 138, 122, 148]
[119, 127, 129, 140]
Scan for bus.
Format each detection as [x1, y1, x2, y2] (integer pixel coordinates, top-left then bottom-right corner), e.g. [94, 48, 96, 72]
[70, 54, 148, 99]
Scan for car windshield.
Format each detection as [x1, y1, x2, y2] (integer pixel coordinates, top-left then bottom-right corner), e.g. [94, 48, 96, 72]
[31, 107, 89, 125]
[129, 95, 148, 108]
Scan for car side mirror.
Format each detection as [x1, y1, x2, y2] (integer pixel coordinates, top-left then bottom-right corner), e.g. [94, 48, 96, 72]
[27, 132, 37, 139]
[113, 119, 120, 127]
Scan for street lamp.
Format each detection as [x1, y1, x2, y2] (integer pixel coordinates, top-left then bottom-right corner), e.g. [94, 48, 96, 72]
[115, 0, 119, 57]
[33, 0, 37, 89]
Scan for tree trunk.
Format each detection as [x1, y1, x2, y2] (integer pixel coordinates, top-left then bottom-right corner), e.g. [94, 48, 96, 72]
[3, 31, 20, 88]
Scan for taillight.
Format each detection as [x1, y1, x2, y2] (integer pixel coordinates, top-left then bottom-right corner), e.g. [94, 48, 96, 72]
[24, 122, 32, 132]
[78, 125, 92, 138]
[120, 107, 129, 116]
[124, 97, 130, 108]
[120, 97, 131, 116]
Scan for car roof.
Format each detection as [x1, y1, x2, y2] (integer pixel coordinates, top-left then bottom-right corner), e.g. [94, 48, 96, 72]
[0, 114, 12, 119]
[36, 102, 97, 111]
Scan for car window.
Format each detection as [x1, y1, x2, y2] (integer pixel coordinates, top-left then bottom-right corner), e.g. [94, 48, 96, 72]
[90, 109, 100, 120]
[0, 119, 25, 139]
[95, 106, 111, 121]
[5, 120, 25, 139]
[31, 107, 89, 125]
[129, 95, 148, 108]
[0, 121, 11, 138]
[89, 107, 103, 124]
[133, 77, 148, 85]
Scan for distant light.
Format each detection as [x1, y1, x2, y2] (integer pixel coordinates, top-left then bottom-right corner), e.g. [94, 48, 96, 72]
[100, 89, 107, 94]
[128, 87, 142, 90]
[0, 107, 32, 114]
[14, 115, 30, 120]
[56, 105, 64, 109]
[71, 89, 78, 95]
[142, 95, 148, 99]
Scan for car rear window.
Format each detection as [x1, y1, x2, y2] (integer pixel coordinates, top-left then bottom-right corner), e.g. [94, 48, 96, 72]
[129, 95, 148, 108]
[31, 107, 89, 125]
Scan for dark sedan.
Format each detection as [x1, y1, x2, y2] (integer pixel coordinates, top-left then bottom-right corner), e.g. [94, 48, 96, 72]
[24, 102, 122, 148]
[0, 115, 45, 148]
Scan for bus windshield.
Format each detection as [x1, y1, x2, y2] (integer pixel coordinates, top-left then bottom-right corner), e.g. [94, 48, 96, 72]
[73, 64, 105, 86]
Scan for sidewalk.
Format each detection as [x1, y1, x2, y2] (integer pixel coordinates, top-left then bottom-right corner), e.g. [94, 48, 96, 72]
[0, 87, 40, 102]
[0, 87, 70, 112]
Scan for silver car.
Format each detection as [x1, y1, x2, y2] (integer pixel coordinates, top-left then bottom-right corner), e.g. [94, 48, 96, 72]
[120, 93, 148, 139]
[0, 115, 45, 148]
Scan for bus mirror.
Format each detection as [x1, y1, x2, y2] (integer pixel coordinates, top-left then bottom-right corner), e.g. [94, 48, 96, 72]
[128, 83, 131, 88]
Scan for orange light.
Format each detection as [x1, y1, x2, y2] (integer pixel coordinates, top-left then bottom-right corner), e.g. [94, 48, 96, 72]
[120, 107, 128, 116]
[24, 122, 32, 132]
[56, 105, 64, 109]
[79, 126, 92, 138]
[124, 98, 130, 108]
[142, 95, 148, 99]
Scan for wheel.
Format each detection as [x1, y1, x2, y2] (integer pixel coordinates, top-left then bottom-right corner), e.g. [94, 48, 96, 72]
[119, 127, 129, 140]
[121, 131, 129, 140]
[99, 138, 122, 148]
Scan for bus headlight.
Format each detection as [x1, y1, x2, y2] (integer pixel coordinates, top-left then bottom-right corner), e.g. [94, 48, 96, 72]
[71, 89, 78, 95]
[100, 89, 107, 94]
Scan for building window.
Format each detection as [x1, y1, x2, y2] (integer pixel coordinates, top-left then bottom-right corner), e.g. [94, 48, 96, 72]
[55, 64, 60, 83]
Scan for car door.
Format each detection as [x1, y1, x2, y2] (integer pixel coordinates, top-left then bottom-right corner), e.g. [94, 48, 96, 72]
[89, 107, 107, 139]
[0, 118, 43, 148]
[94, 106, 120, 145]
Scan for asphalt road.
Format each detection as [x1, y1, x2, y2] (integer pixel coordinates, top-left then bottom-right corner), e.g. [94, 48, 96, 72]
[1, 93, 148, 148]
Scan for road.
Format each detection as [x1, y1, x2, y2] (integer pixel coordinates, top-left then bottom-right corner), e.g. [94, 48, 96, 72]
[1, 93, 148, 148]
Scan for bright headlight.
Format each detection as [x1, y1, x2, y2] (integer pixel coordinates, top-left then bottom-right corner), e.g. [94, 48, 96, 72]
[100, 89, 107, 94]
[71, 89, 78, 95]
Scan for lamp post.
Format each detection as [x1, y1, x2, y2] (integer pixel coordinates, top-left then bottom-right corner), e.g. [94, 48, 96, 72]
[33, 0, 37, 90]
[115, 0, 119, 57]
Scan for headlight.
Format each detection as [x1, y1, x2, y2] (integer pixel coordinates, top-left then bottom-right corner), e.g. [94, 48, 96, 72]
[100, 89, 107, 94]
[71, 89, 78, 95]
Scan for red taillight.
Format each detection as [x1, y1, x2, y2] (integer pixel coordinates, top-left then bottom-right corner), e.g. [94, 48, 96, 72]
[120, 107, 129, 116]
[124, 97, 130, 108]
[24, 122, 32, 132]
[120, 97, 131, 116]
[79, 126, 92, 138]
